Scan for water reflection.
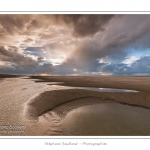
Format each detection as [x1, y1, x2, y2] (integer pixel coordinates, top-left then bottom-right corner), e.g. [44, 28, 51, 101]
[76, 87, 138, 92]
[49, 84, 138, 92]
[48, 82, 64, 85]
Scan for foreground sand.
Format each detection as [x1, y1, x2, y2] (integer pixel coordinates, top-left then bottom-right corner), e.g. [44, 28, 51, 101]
[0, 76, 150, 135]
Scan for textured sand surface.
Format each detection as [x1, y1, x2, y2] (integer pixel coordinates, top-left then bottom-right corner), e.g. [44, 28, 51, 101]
[0, 78, 69, 135]
[0, 76, 150, 135]
[0, 78, 48, 135]
[61, 103, 150, 135]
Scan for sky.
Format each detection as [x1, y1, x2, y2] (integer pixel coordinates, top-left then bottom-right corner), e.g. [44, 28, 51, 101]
[0, 14, 150, 76]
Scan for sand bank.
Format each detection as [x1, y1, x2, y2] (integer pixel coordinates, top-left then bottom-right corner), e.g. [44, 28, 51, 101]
[1, 76, 150, 135]
[25, 88, 150, 120]
[27, 76, 150, 119]
[30, 76, 150, 92]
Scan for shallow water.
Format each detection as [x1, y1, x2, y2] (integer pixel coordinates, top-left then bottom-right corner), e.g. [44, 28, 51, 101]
[61, 103, 150, 135]
[48, 82, 64, 85]
[73, 87, 138, 92]
[50, 85, 138, 92]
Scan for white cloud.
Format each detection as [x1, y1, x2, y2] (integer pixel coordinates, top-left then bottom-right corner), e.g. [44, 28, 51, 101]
[122, 56, 140, 66]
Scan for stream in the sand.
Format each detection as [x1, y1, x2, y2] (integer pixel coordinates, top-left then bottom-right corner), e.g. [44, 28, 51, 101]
[60, 103, 150, 135]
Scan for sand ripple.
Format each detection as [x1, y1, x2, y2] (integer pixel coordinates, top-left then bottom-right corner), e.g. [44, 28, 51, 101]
[25, 88, 150, 122]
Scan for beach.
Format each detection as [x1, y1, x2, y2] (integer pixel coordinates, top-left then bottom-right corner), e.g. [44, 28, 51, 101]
[0, 75, 150, 135]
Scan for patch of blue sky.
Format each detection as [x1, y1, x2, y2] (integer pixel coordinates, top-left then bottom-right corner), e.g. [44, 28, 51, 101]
[125, 47, 150, 58]
[24, 49, 41, 57]
[38, 61, 50, 66]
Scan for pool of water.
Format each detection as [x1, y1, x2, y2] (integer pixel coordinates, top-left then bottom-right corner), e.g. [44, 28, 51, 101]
[50, 84, 138, 92]
[61, 103, 150, 135]
[74, 87, 138, 92]
[48, 82, 64, 85]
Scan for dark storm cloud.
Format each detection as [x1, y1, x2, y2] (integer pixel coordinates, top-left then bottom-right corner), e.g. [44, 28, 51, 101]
[0, 14, 150, 75]
[0, 62, 54, 75]
[53, 15, 115, 37]
[63, 15, 150, 71]
[0, 46, 38, 67]
[33, 63, 54, 74]
[62, 39, 127, 70]
[37, 56, 45, 61]
[0, 15, 31, 35]
[0, 14, 116, 75]
[0, 14, 115, 37]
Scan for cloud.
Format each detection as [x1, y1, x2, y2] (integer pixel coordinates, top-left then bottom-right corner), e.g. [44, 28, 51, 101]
[23, 38, 34, 43]
[53, 15, 115, 37]
[0, 14, 115, 73]
[0, 14, 150, 75]
[37, 56, 45, 62]
[0, 61, 16, 71]
[62, 15, 150, 72]
[131, 56, 150, 72]
[0, 46, 38, 67]
[122, 56, 140, 65]
[0, 15, 31, 35]
[0, 14, 114, 37]
[93, 56, 150, 75]
[0, 60, 54, 75]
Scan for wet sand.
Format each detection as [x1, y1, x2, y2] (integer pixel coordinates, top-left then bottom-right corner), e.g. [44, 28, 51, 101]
[0, 75, 150, 135]
[61, 103, 150, 135]
[30, 75, 150, 92]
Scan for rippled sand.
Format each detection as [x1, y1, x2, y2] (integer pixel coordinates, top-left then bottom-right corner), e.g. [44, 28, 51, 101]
[61, 103, 150, 135]
[0, 78, 66, 135]
[0, 76, 150, 135]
